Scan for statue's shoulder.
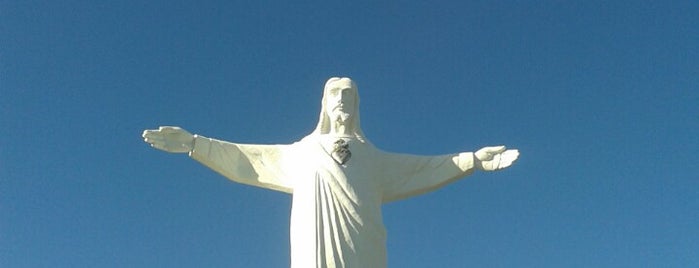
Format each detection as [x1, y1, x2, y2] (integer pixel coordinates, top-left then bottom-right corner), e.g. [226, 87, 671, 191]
[297, 134, 318, 144]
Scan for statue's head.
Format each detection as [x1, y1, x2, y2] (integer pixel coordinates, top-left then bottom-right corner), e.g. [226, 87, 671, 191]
[312, 77, 367, 141]
[323, 77, 357, 126]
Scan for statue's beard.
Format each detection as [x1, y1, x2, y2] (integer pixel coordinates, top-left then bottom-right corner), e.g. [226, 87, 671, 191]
[331, 111, 352, 126]
[338, 112, 351, 124]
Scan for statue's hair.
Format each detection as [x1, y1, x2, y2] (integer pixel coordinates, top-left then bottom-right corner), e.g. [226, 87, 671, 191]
[308, 77, 368, 143]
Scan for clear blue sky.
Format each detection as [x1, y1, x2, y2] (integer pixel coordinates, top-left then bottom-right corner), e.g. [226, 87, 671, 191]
[2, 1, 698, 267]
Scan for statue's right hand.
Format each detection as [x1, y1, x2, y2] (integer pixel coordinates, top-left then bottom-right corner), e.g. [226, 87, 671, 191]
[142, 126, 194, 153]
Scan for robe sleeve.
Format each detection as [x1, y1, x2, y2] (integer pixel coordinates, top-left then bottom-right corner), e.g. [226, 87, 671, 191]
[188, 134, 293, 194]
[380, 151, 476, 203]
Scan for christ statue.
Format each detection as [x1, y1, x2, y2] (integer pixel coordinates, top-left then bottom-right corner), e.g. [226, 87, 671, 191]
[142, 77, 519, 268]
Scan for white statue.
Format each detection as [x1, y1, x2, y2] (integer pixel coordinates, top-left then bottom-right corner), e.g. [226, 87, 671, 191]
[142, 77, 519, 268]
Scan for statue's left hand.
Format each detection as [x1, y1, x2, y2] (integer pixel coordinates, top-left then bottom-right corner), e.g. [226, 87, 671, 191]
[142, 126, 194, 153]
[475, 146, 519, 171]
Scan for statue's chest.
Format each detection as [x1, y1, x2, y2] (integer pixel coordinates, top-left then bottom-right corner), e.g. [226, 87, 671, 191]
[293, 141, 383, 203]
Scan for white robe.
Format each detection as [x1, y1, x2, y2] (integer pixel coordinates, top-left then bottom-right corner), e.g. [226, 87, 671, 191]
[189, 134, 475, 268]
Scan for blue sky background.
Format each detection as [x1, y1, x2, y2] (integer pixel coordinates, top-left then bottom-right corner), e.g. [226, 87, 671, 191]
[2, 1, 698, 267]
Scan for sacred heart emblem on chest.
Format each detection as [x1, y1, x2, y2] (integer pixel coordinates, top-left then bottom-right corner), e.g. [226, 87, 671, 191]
[331, 139, 352, 165]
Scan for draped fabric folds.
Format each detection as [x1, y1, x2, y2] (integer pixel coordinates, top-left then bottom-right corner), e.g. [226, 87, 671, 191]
[189, 134, 475, 268]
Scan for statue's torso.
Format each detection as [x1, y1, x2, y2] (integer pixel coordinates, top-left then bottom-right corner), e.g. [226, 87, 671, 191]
[288, 137, 388, 268]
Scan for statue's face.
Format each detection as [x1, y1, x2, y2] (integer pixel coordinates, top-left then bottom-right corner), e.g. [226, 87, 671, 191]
[325, 83, 356, 124]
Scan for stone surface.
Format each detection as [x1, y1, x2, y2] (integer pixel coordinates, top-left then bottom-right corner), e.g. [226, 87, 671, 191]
[142, 77, 519, 268]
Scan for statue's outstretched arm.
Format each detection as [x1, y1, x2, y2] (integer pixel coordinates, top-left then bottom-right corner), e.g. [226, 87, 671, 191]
[143, 126, 293, 193]
[380, 145, 519, 202]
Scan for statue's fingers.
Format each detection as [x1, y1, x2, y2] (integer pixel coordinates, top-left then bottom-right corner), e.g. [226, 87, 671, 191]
[142, 129, 159, 138]
[143, 136, 165, 145]
[487, 145, 506, 154]
[502, 149, 520, 162]
[479, 146, 502, 161]
[150, 142, 170, 151]
[142, 131, 167, 141]
[498, 150, 519, 169]
[480, 160, 492, 171]
[475, 148, 492, 161]
[498, 157, 513, 169]
[493, 154, 502, 169]
[486, 160, 498, 171]
[158, 126, 184, 133]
